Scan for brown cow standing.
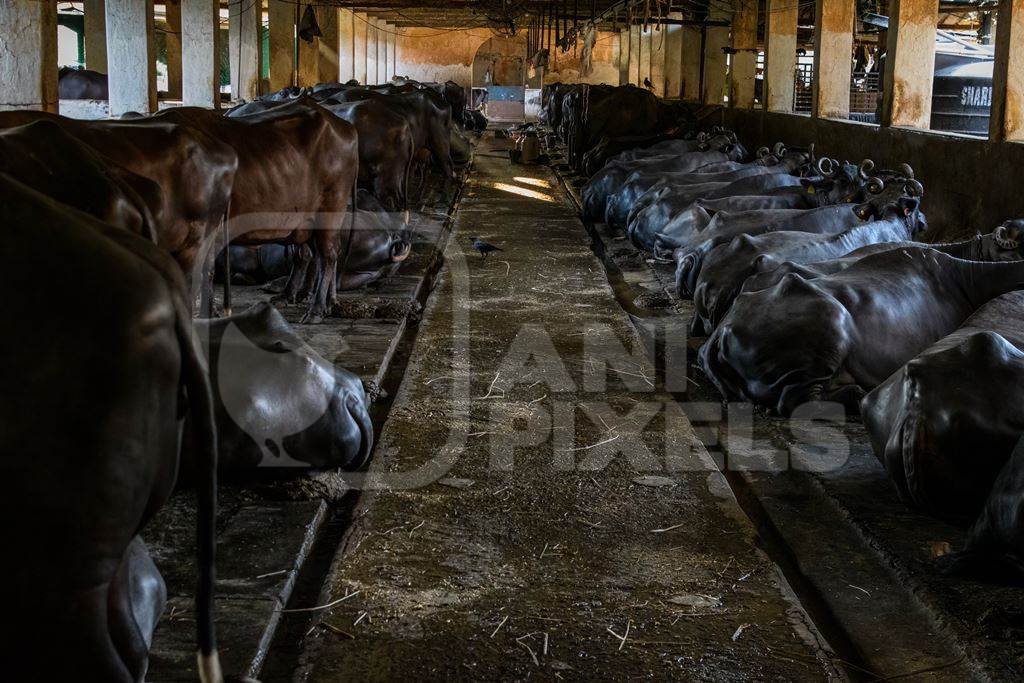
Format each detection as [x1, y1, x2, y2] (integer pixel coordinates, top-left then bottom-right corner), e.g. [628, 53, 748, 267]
[0, 109, 238, 312]
[0, 120, 161, 238]
[150, 100, 360, 323]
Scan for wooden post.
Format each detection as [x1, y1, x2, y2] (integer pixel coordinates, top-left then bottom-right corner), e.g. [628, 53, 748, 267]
[989, 0, 1024, 141]
[880, 0, 939, 128]
[764, 0, 798, 112]
[84, 0, 107, 73]
[165, 0, 182, 99]
[730, 0, 758, 108]
[812, 0, 855, 119]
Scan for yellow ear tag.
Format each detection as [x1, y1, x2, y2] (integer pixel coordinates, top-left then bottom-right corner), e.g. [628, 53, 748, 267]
[807, 185, 816, 194]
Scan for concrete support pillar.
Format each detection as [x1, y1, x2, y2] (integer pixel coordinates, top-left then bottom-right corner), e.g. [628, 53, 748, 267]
[0, 0, 58, 112]
[640, 27, 652, 87]
[618, 28, 630, 85]
[268, 0, 295, 92]
[181, 0, 220, 108]
[880, 0, 938, 128]
[812, 0, 856, 120]
[319, 6, 340, 83]
[84, 0, 107, 73]
[650, 23, 668, 96]
[681, 26, 702, 101]
[703, 18, 730, 104]
[629, 25, 641, 85]
[338, 10, 355, 81]
[298, 36, 318, 87]
[366, 20, 378, 84]
[165, 0, 183, 99]
[106, 0, 157, 115]
[730, 0, 758, 108]
[229, 0, 261, 101]
[353, 13, 368, 84]
[387, 26, 396, 81]
[664, 13, 684, 99]
[990, 0, 1024, 141]
[376, 21, 387, 84]
[764, 0, 798, 112]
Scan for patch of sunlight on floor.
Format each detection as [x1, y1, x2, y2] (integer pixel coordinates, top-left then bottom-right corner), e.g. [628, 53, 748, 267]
[492, 182, 554, 202]
[512, 176, 552, 189]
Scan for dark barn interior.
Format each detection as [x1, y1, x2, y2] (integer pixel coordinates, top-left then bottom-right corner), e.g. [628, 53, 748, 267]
[2, 0, 1024, 680]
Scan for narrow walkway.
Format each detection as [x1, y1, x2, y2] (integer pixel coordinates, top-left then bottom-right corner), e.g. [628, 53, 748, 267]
[302, 136, 832, 679]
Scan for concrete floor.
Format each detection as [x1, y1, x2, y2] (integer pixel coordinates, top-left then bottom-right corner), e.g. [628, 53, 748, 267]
[293, 136, 837, 680]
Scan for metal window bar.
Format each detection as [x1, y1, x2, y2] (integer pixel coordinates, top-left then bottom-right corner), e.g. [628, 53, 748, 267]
[793, 62, 813, 113]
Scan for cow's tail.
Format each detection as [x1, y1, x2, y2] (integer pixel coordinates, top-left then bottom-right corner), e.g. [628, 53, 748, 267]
[338, 149, 359, 289]
[177, 316, 221, 683]
[221, 199, 232, 317]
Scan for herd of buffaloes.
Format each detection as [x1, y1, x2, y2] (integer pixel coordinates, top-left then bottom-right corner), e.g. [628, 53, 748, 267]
[0, 75, 480, 681]
[547, 83, 1024, 584]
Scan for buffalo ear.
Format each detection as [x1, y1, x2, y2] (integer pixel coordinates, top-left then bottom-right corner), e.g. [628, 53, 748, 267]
[899, 197, 920, 217]
[801, 178, 832, 192]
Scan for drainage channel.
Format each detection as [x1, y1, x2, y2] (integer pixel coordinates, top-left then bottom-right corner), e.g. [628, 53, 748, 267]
[547, 153, 875, 682]
[252, 166, 469, 682]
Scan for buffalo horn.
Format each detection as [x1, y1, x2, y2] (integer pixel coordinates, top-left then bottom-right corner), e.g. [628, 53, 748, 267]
[994, 223, 1020, 250]
[898, 162, 915, 179]
[772, 141, 785, 156]
[756, 146, 770, 158]
[859, 159, 875, 179]
[815, 157, 836, 177]
[905, 178, 924, 197]
[866, 176, 885, 194]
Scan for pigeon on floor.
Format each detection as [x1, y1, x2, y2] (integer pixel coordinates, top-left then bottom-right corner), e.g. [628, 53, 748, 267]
[470, 237, 502, 258]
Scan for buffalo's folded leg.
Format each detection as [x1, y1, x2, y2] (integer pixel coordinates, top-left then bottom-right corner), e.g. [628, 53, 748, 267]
[107, 536, 166, 683]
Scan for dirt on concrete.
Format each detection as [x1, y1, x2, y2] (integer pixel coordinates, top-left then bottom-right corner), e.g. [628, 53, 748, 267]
[291, 136, 837, 681]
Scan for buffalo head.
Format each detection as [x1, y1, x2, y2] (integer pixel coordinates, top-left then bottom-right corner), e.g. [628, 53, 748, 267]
[801, 159, 868, 205]
[853, 175, 927, 235]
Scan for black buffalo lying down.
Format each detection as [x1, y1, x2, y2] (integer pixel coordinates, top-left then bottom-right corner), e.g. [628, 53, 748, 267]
[193, 303, 373, 473]
[700, 247, 1024, 416]
[862, 290, 1024, 522]
[687, 177, 928, 335]
[0, 175, 220, 681]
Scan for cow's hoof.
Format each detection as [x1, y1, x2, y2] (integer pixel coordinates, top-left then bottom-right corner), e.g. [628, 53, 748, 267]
[300, 309, 326, 324]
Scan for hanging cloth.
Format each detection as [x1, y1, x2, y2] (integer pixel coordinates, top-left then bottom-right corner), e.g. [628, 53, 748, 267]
[298, 5, 322, 44]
